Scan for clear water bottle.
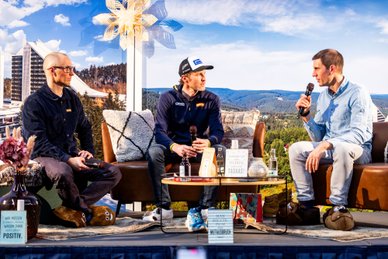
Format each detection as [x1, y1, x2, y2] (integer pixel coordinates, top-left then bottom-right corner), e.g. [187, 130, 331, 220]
[268, 148, 278, 177]
[384, 141, 388, 164]
[216, 147, 225, 176]
[179, 153, 191, 179]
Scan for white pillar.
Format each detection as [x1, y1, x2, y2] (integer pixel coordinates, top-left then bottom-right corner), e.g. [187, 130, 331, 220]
[0, 47, 4, 108]
[21, 44, 31, 102]
[126, 35, 143, 112]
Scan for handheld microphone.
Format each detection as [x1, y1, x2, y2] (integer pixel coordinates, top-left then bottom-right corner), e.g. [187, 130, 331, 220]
[189, 125, 197, 143]
[298, 83, 314, 116]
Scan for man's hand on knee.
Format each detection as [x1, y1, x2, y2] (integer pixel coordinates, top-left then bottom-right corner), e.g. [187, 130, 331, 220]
[306, 141, 331, 173]
[67, 157, 90, 171]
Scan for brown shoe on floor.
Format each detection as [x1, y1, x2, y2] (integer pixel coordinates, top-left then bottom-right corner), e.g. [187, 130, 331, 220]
[276, 201, 320, 225]
[88, 206, 116, 226]
[323, 206, 355, 231]
[263, 189, 292, 218]
[53, 206, 87, 228]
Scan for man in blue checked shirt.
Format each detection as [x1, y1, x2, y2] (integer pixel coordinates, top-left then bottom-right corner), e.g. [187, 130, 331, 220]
[286, 49, 373, 230]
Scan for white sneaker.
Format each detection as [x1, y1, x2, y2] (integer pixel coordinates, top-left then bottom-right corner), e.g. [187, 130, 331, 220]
[142, 208, 173, 222]
[201, 207, 215, 222]
[201, 209, 208, 222]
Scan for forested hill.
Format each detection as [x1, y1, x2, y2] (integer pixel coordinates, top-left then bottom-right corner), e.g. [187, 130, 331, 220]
[147, 88, 388, 114]
[77, 64, 387, 114]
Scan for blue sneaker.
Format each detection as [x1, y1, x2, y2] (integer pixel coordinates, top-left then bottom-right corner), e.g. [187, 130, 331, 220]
[185, 207, 206, 232]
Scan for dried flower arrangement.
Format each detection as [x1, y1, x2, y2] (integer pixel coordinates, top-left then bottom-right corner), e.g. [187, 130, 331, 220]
[0, 127, 36, 174]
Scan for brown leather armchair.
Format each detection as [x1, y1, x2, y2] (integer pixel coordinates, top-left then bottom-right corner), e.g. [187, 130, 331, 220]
[101, 122, 266, 215]
[312, 122, 388, 211]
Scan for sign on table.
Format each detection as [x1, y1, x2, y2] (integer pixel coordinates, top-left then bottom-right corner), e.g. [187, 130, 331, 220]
[207, 209, 233, 244]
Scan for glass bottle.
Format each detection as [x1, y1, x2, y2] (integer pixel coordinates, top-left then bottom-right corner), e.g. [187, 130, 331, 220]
[0, 171, 41, 240]
[231, 139, 239, 149]
[216, 147, 225, 176]
[268, 148, 278, 177]
[384, 141, 388, 163]
[179, 153, 191, 178]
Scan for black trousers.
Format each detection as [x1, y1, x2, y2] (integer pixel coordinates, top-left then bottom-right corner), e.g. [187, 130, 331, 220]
[147, 144, 218, 209]
[35, 157, 121, 214]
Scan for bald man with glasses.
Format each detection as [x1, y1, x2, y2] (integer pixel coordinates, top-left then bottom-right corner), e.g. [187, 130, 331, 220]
[22, 52, 121, 227]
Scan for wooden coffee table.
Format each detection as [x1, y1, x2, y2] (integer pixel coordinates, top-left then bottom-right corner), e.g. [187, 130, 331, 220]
[160, 174, 288, 234]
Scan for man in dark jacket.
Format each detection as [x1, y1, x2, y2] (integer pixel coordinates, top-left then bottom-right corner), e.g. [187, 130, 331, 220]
[143, 56, 224, 232]
[22, 52, 121, 226]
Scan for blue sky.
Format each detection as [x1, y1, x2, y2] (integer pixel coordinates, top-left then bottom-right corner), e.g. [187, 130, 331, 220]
[1, 0, 388, 94]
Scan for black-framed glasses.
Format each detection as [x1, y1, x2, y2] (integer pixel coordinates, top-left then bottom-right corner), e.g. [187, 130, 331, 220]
[51, 66, 75, 73]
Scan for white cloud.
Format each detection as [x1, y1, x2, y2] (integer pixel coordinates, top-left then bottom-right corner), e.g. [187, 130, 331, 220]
[72, 62, 81, 69]
[165, 0, 360, 37]
[69, 50, 87, 57]
[377, 20, 388, 35]
[166, 1, 317, 29]
[166, 0, 248, 26]
[166, 0, 298, 26]
[0, 29, 27, 55]
[43, 39, 61, 51]
[54, 14, 71, 26]
[260, 14, 325, 36]
[85, 56, 103, 63]
[148, 41, 312, 91]
[44, 0, 88, 7]
[0, 0, 86, 28]
[8, 20, 29, 29]
[147, 41, 388, 94]
[0, 29, 27, 77]
[377, 38, 388, 43]
[346, 55, 388, 94]
[0, 1, 36, 27]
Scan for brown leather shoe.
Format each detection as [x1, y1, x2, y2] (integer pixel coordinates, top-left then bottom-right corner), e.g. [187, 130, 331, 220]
[323, 206, 355, 231]
[263, 189, 292, 218]
[53, 206, 87, 228]
[276, 201, 320, 225]
[276, 201, 303, 225]
[88, 206, 116, 226]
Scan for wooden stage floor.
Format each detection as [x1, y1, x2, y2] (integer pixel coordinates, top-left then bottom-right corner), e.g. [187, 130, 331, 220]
[1, 211, 387, 258]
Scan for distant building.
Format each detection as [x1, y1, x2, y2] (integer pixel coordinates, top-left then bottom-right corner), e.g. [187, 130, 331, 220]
[0, 47, 4, 108]
[0, 103, 21, 139]
[11, 45, 45, 101]
[11, 40, 107, 102]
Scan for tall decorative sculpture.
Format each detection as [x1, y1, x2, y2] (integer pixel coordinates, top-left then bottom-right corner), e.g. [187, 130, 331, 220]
[93, 0, 182, 111]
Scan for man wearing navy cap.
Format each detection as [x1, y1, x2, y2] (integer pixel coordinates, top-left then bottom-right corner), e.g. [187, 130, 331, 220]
[143, 56, 224, 232]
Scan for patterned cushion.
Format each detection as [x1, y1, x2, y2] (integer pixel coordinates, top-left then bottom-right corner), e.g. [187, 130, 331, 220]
[372, 103, 386, 122]
[102, 109, 155, 162]
[221, 110, 260, 154]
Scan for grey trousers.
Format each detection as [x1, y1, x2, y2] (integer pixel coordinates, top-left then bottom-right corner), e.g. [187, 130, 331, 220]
[35, 157, 121, 214]
[289, 141, 371, 206]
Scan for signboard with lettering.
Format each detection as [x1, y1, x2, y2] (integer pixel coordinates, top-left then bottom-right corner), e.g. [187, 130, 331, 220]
[207, 209, 233, 244]
[225, 149, 248, 177]
[0, 210, 27, 244]
[199, 147, 217, 177]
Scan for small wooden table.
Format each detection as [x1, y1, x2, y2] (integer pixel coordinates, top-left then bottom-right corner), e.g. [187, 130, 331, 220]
[160, 174, 288, 234]
[162, 176, 285, 187]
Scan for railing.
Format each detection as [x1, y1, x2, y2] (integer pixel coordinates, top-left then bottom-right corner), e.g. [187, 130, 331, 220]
[0, 112, 21, 140]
